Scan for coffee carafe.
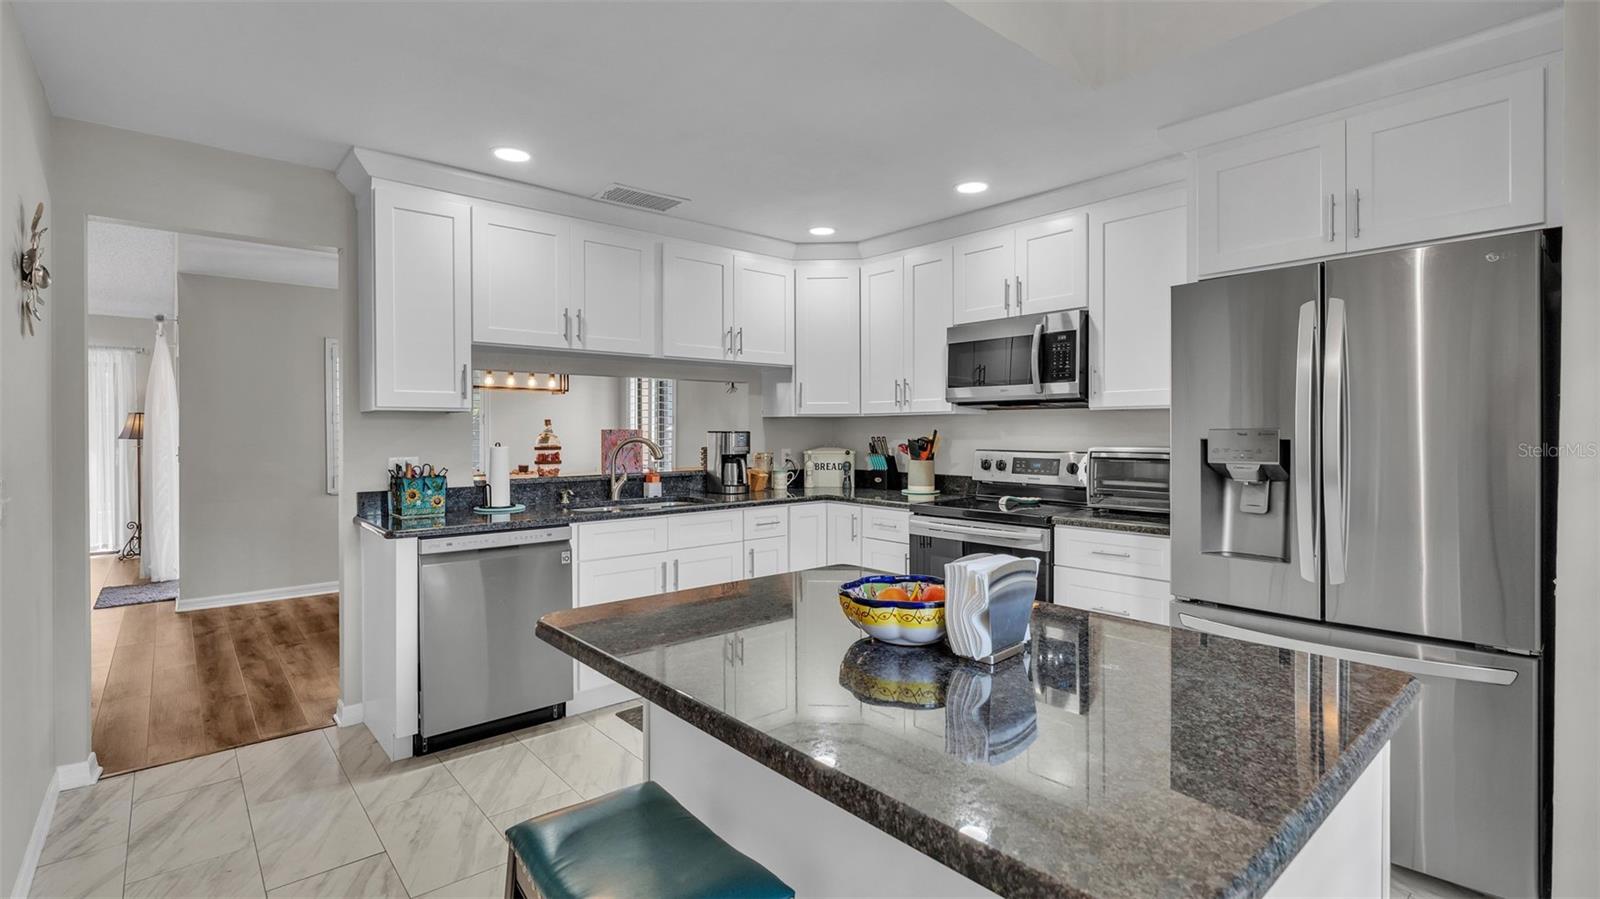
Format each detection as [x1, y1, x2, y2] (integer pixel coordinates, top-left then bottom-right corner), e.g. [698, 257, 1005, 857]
[704, 430, 751, 495]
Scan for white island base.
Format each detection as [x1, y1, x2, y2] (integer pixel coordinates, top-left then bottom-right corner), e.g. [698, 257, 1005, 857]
[645, 703, 1393, 899]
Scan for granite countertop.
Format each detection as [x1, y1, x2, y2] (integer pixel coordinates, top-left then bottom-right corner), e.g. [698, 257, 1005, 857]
[536, 567, 1418, 899]
[353, 486, 947, 539]
[1051, 507, 1171, 537]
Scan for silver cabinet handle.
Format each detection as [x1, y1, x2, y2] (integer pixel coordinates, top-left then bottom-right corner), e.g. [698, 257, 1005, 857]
[1015, 276, 1023, 310]
[735, 633, 745, 663]
[1352, 188, 1362, 239]
[894, 378, 902, 406]
[850, 515, 858, 540]
[661, 560, 668, 587]
[902, 379, 910, 405]
[748, 547, 755, 577]
[1003, 278, 1010, 313]
[737, 327, 744, 355]
[1092, 605, 1132, 618]
[797, 382, 803, 410]
[1328, 193, 1336, 241]
[460, 363, 468, 399]
[723, 635, 733, 664]
[725, 326, 733, 355]
[1089, 549, 1131, 559]
[1323, 296, 1349, 585]
[673, 558, 680, 589]
[1294, 300, 1318, 584]
[903, 552, 910, 571]
[563, 307, 571, 343]
[576, 309, 584, 342]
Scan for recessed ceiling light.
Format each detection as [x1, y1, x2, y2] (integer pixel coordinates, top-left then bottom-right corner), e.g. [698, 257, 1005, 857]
[956, 181, 989, 195]
[492, 147, 531, 163]
[809, 226, 836, 237]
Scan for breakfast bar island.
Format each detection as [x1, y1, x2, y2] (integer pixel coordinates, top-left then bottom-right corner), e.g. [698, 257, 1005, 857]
[536, 566, 1418, 899]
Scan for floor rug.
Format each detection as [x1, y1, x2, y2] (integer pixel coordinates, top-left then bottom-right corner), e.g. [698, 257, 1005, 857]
[618, 707, 644, 731]
[94, 579, 178, 609]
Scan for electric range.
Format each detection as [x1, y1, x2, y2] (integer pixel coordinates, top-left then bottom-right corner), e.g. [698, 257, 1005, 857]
[908, 449, 1087, 603]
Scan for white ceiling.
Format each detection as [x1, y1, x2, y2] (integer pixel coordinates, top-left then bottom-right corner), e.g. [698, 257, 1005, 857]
[19, 1, 1554, 244]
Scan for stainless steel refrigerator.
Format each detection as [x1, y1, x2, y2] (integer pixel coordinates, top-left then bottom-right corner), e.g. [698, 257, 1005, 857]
[1170, 229, 1557, 899]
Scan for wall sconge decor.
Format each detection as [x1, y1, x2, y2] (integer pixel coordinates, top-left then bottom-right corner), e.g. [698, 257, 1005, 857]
[18, 202, 49, 335]
[476, 370, 571, 394]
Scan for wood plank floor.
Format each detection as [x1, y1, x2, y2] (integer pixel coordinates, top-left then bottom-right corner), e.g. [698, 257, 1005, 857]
[90, 555, 340, 776]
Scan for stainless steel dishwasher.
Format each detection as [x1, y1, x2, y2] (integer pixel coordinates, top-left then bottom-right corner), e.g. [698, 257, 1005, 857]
[416, 526, 574, 754]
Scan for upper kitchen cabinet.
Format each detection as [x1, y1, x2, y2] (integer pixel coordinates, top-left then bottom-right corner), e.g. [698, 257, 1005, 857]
[860, 245, 954, 415]
[472, 203, 570, 349]
[731, 253, 794, 365]
[902, 245, 954, 413]
[953, 214, 1086, 324]
[859, 255, 906, 415]
[662, 241, 735, 361]
[794, 261, 860, 415]
[572, 224, 658, 355]
[1345, 67, 1544, 253]
[1087, 187, 1188, 410]
[363, 182, 473, 412]
[1195, 121, 1346, 276]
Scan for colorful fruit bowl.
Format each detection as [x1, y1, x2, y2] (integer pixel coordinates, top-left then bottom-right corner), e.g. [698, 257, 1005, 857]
[838, 594, 946, 646]
[839, 574, 946, 608]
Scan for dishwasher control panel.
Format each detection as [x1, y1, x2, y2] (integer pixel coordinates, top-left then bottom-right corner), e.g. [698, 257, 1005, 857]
[417, 526, 572, 555]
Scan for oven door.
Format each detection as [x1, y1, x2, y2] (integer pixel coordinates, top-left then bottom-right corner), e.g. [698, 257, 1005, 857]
[908, 517, 1054, 602]
[945, 310, 1087, 407]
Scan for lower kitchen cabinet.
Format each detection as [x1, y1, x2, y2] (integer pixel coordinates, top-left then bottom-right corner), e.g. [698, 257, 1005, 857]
[825, 504, 862, 565]
[789, 504, 829, 570]
[860, 536, 909, 573]
[673, 541, 745, 590]
[575, 551, 671, 692]
[1052, 526, 1173, 627]
[747, 535, 789, 578]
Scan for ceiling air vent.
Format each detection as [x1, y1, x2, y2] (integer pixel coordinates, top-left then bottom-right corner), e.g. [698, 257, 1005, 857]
[592, 183, 687, 213]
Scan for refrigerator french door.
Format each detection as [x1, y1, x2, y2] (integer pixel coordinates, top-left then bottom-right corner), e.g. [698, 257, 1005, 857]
[1170, 230, 1556, 899]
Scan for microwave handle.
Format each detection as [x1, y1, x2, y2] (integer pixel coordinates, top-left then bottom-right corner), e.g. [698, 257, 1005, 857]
[1029, 321, 1044, 393]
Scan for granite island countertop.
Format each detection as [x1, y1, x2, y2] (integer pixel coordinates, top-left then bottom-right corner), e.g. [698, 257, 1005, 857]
[536, 566, 1418, 899]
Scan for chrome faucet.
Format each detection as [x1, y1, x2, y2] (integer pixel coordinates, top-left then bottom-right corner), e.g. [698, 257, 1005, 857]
[608, 436, 663, 501]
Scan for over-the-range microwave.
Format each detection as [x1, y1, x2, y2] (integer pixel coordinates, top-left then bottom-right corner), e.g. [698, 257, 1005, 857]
[945, 310, 1089, 408]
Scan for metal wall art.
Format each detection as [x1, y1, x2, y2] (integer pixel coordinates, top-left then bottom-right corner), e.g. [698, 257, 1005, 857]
[19, 202, 49, 335]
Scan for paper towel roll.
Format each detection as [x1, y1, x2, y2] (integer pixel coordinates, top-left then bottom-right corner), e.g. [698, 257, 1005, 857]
[488, 443, 512, 508]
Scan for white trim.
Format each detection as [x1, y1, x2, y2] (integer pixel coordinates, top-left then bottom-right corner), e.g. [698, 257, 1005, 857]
[567, 683, 638, 716]
[174, 580, 338, 612]
[333, 699, 364, 727]
[56, 753, 102, 790]
[11, 770, 59, 899]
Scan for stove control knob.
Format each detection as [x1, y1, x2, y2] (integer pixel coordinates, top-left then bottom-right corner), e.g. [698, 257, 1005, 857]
[995, 459, 1008, 471]
[979, 458, 992, 471]
[1066, 461, 1079, 476]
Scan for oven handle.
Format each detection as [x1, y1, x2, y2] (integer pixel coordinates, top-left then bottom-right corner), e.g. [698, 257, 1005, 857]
[1030, 320, 1044, 394]
[910, 517, 1051, 552]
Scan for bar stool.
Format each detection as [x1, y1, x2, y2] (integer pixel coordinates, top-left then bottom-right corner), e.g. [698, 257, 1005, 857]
[504, 781, 794, 899]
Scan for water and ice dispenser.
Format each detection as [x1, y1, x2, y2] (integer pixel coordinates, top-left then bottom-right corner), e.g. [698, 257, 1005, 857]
[1199, 428, 1291, 562]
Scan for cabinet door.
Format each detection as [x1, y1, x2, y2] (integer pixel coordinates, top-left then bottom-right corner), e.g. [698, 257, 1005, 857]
[1015, 212, 1088, 314]
[860, 537, 909, 573]
[574, 224, 657, 355]
[746, 536, 789, 578]
[794, 262, 861, 415]
[732, 253, 794, 365]
[471, 202, 570, 350]
[1196, 121, 1346, 274]
[1088, 188, 1188, 410]
[662, 634, 730, 711]
[859, 255, 906, 415]
[952, 227, 1015, 323]
[1346, 67, 1544, 253]
[825, 504, 861, 566]
[732, 621, 796, 729]
[370, 183, 472, 411]
[788, 504, 829, 571]
[904, 244, 953, 413]
[661, 241, 733, 361]
[672, 541, 745, 591]
[576, 551, 671, 692]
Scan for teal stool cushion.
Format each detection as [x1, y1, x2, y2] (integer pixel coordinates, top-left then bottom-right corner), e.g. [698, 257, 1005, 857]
[505, 781, 794, 899]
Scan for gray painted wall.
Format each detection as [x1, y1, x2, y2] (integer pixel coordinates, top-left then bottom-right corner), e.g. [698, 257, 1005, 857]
[176, 273, 340, 602]
[0, 0, 54, 889]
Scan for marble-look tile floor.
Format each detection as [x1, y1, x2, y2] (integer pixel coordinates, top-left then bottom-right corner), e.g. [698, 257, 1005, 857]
[31, 702, 644, 898]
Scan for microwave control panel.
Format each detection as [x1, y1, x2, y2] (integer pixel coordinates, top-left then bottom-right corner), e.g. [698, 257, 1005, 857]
[1042, 331, 1077, 381]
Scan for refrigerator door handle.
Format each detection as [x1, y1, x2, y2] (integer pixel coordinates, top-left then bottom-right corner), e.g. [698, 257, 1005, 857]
[1295, 300, 1318, 584]
[1323, 296, 1349, 585]
[1175, 613, 1519, 685]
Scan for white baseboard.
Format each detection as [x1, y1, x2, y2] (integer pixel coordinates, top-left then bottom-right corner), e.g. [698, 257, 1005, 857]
[175, 580, 338, 612]
[567, 683, 638, 716]
[11, 769, 60, 899]
[334, 700, 363, 727]
[57, 753, 102, 791]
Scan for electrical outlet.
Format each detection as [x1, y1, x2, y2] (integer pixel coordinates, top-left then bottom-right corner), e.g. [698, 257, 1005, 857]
[388, 456, 420, 472]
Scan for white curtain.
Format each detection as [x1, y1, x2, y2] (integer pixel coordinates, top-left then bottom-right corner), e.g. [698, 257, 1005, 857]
[87, 347, 140, 552]
[143, 329, 180, 581]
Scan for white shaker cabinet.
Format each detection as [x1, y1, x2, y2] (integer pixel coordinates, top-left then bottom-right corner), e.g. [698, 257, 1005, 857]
[903, 244, 954, 413]
[746, 536, 789, 578]
[574, 550, 672, 692]
[953, 215, 1086, 324]
[472, 202, 571, 350]
[826, 504, 862, 565]
[859, 255, 906, 415]
[662, 241, 735, 361]
[953, 227, 1016, 324]
[1345, 67, 1544, 253]
[572, 224, 658, 355]
[1196, 121, 1346, 275]
[794, 261, 861, 415]
[788, 504, 829, 571]
[732, 253, 794, 365]
[860, 537, 909, 574]
[1087, 187, 1188, 410]
[363, 182, 472, 411]
[672, 541, 746, 591]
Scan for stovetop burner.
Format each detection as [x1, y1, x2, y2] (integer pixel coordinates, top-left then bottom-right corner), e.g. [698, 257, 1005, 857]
[913, 448, 1090, 527]
[916, 493, 1082, 527]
